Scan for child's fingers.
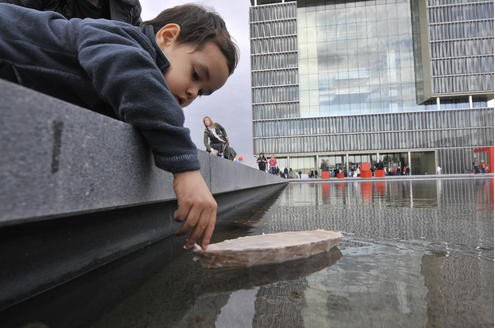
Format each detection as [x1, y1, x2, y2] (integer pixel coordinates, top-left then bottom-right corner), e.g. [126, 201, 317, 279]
[200, 208, 217, 250]
[173, 210, 184, 222]
[176, 206, 200, 236]
[174, 205, 190, 222]
[187, 206, 216, 249]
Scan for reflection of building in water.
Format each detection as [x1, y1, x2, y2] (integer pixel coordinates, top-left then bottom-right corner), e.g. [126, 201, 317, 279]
[441, 178, 494, 209]
[253, 279, 308, 327]
[181, 243, 492, 327]
[421, 251, 494, 327]
[301, 244, 428, 327]
[260, 181, 492, 248]
[279, 180, 438, 208]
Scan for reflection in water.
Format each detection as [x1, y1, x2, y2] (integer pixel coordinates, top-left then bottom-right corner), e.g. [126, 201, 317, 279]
[8, 179, 490, 328]
[180, 249, 342, 328]
[87, 179, 493, 328]
[265, 180, 492, 251]
[200, 248, 342, 294]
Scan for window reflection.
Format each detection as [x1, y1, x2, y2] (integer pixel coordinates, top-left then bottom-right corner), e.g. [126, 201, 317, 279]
[297, 1, 489, 117]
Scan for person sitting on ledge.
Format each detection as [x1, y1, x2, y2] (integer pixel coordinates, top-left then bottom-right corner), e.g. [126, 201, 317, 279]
[0, 3, 239, 250]
[203, 116, 229, 157]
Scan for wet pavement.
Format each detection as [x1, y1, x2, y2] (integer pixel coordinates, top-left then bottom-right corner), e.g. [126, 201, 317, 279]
[3, 177, 493, 328]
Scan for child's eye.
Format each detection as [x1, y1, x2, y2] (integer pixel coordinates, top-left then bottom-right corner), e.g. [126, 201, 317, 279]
[192, 69, 200, 81]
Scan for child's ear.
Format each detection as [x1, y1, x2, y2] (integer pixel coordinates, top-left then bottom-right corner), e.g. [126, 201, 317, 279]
[155, 23, 181, 48]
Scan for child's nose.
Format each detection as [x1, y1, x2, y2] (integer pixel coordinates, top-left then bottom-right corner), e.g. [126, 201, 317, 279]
[186, 86, 199, 99]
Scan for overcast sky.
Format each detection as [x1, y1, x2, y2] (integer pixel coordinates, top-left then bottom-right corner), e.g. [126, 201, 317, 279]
[140, 0, 255, 164]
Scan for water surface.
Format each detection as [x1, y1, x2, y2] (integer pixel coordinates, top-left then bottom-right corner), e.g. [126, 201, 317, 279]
[92, 178, 493, 328]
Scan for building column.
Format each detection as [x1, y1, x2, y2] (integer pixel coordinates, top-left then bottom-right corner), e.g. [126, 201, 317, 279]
[408, 151, 412, 175]
[345, 153, 349, 173]
[469, 95, 473, 109]
[434, 150, 438, 173]
[315, 154, 319, 174]
[436, 97, 440, 110]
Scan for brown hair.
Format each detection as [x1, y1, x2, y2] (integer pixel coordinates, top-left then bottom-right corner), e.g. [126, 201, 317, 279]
[144, 4, 239, 75]
[203, 116, 214, 127]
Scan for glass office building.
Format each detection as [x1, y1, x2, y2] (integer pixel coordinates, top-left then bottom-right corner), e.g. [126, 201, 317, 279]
[250, 0, 494, 174]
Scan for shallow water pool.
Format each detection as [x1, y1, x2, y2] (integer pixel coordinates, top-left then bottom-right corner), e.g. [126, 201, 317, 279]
[89, 178, 493, 328]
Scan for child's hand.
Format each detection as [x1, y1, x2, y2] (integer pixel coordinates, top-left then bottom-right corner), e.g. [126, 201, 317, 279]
[173, 170, 217, 250]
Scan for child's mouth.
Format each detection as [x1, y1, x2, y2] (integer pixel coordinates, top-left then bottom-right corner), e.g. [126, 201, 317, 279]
[175, 96, 183, 106]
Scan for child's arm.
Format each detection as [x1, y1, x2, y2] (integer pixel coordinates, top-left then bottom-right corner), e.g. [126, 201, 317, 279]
[75, 22, 200, 173]
[203, 130, 211, 152]
[74, 23, 215, 246]
[173, 170, 216, 250]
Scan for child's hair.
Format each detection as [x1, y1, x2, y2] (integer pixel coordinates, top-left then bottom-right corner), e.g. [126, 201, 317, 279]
[144, 4, 239, 75]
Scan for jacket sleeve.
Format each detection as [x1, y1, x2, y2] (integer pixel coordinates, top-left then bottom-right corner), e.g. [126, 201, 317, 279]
[216, 123, 228, 142]
[74, 22, 200, 173]
[203, 130, 211, 151]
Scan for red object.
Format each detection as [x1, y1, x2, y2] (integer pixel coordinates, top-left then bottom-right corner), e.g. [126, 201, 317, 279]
[375, 169, 385, 177]
[360, 182, 372, 202]
[360, 162, 371, 171]
[360, 170, 372, 178]
[321, 183, 330, 200]
[321, 171, 330, 179]
[337, 172, 345, 179]
[359, 162, 372, 178]
[376, 181, 386, 196]
[238, 156, 244, 161]
[474, 146, 494, 173]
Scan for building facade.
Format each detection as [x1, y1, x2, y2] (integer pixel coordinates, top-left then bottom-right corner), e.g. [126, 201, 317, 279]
[250, 0, 494, 174]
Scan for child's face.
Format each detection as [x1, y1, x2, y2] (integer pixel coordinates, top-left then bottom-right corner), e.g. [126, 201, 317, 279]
[156, 24, 229, 108]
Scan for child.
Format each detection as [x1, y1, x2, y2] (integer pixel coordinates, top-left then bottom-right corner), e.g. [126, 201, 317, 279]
[0, 3, 239, 250]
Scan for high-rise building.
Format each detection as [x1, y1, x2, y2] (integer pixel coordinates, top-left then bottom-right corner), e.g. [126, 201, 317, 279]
[250, 0, 494, 174]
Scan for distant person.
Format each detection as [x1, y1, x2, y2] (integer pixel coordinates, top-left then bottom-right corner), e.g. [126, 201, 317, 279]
[473, 156, 480, 173]
[256, 153, 267, 171]
[268, 155, 277, 174]
[283, 167, 289, 179]
[0, 0, 143, 25]
[0, 3, 239, 250]
[320, 159, 329, 172]
[203, 116, 229, 157]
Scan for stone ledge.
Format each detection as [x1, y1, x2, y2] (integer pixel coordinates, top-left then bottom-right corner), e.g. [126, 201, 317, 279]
[0, 79, 284, 227]
[0, 78, 287, 311]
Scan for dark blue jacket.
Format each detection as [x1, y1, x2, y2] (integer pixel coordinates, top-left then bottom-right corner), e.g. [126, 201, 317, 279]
[0, 4, 199, 173]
